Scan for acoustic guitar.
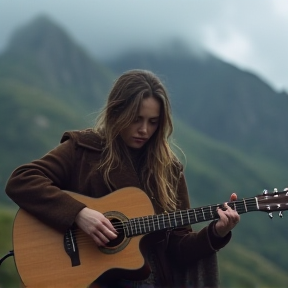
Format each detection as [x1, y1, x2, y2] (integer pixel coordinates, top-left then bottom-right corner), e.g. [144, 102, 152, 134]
[12, 187, 288, 287]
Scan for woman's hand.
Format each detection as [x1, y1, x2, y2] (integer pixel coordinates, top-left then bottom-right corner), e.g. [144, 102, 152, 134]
[214, 193, 240, 237]
[75, 207, 118, 246]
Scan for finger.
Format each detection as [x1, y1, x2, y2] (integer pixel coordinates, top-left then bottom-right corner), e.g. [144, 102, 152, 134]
[217, 206, 228, 219]
[221, 202, 229, 211]
[101, 224, 118, 240]
[103, 218, 118, 234]
[90, 231, 110, 246]
[230, 193, 237, 202]
[218, 205, 239, 221]
[93, 227, 117, 245]
[223, 208, 240, 224]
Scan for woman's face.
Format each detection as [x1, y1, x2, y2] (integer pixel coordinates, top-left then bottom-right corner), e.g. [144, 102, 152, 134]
[120, 97, 160, 149]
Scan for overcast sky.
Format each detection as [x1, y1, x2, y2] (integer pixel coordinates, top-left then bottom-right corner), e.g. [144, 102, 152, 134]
[0, 0, 287, 92]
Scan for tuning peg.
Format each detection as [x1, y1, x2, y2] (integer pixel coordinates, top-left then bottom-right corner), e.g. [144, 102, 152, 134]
[279, 211, 283, 218]
[263, 189, 268, 195]
[268, 212, 273, 219]
[273, 188, 278, 195]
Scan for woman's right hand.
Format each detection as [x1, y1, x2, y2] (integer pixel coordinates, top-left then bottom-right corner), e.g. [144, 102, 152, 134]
[75, 207, 118, 246]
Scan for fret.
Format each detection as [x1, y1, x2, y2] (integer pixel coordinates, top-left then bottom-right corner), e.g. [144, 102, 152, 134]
[143, 216, 148, 233]
[209, 205, 214, 219]
[201, 207, 206, 220]
[177, 211, 182, 227]
[167, 212, 172, 227]
[127, 219, 133, 236]
[174, 211, 177, 227]
[139, 218, 143, 234]
[131, 218, 137, 235]
[180, 211, 184, 225]
[123, 222, 129, 237]
[162, 214, 166, 229]
[156, 215, 160, 230]
[151, 216, 156, 231]
[197, 209, 202, 222]
[255, 197, 259, 210]
[190, 209, 196, 223]
[186, 210, 191, 224]
[243, 199, 248, 212]
[136, 218, 140, 234]
[141, 217, 146, 234]
[193, 209, 198, 222]
[146, 215, 150, 232]
[189, 210, 195, 223]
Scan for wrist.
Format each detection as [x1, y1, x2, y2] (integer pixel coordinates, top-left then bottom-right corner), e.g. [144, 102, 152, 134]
[213, 221, 227, 238]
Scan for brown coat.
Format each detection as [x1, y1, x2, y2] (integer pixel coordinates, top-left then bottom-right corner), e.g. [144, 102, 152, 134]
[6, 129, 230, 287]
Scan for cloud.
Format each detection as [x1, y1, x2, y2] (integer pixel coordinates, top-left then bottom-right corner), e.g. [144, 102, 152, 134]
[0, 0, 287, 91]
[202, 26, 252, 65]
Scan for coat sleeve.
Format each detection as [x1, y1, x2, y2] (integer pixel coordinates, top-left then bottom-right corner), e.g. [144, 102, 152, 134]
[166, 171, 231, 265]
[5, 138, 86, 232]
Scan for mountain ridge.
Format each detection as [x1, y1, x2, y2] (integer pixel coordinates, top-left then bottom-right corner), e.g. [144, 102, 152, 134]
[106, 48, 288, 166]
[1, 15, 288, 288]
[2, 15, 114, 113]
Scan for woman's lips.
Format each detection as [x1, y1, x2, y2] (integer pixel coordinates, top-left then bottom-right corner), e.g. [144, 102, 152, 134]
[133, 137, 147, 143]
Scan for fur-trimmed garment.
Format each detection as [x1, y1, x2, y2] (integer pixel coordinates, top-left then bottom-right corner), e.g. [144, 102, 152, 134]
[6, 129, 231, 287]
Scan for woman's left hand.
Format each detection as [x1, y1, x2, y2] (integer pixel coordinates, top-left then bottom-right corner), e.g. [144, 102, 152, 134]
[214, 193, 240, 237]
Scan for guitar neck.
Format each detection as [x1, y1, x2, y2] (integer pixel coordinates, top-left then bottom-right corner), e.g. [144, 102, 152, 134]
[124, 197, 258, 237]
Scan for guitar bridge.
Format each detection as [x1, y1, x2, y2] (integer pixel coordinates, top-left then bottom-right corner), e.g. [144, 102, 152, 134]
[64, 228, 80, 267]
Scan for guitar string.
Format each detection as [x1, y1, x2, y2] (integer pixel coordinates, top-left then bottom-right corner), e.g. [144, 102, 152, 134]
[73, 198, 285, 245]
[76, 199, 258, 235]
[67, 196, 286, 244]
[72, 204, 256, 245]
[75, 195, 283, 237]
[72, 199, 258, 243]
[111, 198, 258, 230]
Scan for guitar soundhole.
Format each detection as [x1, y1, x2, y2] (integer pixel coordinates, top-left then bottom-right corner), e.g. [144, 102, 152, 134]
[99, 211, 131, 254]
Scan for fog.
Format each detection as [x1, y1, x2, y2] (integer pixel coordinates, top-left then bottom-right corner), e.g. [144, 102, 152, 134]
[1, 0, 287, 91]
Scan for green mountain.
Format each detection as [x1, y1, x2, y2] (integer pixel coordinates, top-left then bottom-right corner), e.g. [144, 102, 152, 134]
[0, 15, 115, 201]
[106, 46, 288, 275]
[1, 15, 113, 113]
[1, 15, 288, 288]
[106, 46, 288, 167]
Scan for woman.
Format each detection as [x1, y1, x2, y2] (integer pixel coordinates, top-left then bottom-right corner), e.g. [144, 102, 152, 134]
[6, 69, 239, 288]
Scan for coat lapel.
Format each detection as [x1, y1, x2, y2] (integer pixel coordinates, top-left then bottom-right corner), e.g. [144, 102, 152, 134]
[108, 159, 142, 191]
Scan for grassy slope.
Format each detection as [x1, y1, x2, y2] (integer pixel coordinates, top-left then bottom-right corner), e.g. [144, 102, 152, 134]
[1, 87, 288, 286]
[218, 243, 288, 288]
[172, 117, 288, 286]
[0, 78, 89, 203]
[0, 207, 21, 288]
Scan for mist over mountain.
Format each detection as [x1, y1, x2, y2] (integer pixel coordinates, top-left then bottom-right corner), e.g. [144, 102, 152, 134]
[2, 15, 113, 112]
[105, 47, 288, 168]
[1, 15, 288, 288]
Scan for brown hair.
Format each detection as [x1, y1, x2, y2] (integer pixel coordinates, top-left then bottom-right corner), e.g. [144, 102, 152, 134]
[94, 69, 181, 211]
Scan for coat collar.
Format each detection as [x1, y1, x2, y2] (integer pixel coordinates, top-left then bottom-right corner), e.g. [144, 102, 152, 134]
[61, 129, 104, 151]
[61, 129, 142, 191]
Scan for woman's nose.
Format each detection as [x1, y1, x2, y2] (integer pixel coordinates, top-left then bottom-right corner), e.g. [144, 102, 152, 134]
[138, 122, 148, 134]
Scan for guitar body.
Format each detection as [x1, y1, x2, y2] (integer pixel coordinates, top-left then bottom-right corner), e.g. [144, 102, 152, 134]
[13, 187, 155, 288]
[13, 184, 287, 287]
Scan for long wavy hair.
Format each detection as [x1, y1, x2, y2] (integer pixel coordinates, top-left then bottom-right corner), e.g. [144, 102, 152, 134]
[94, 69, 181, 211]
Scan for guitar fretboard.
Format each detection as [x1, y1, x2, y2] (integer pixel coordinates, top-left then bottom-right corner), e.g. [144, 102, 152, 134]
[124, 197, 258, 237]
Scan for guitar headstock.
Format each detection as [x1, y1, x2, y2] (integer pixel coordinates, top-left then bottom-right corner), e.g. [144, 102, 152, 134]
[256, 188, 288, 218]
